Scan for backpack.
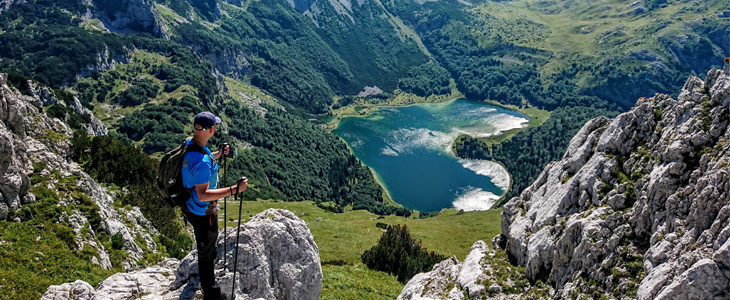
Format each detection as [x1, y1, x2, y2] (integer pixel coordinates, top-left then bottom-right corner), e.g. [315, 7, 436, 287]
[156, 139, 210, 208]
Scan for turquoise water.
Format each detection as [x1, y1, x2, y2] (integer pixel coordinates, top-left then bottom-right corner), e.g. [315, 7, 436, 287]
[332, 99, 529, 213]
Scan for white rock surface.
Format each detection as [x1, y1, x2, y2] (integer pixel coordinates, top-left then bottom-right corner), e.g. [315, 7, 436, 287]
[398, 241, 520, 300]
[497, 60, 730, 298]
[42, 209, 323, 300]
[41, 280, 96, 300]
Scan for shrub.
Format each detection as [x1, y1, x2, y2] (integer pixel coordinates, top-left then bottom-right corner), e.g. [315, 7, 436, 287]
[111, 233, 124, 250]
[361, 224, 446, 283]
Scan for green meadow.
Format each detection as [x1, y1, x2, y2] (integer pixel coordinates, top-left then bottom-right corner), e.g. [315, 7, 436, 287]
[218, 199, 503, 299]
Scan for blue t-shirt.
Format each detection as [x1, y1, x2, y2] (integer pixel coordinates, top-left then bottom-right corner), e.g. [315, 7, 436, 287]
[181, 140, 219, 215]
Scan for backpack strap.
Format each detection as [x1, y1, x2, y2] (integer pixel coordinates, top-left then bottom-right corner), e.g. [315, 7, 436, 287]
[185, 144, 215, 172]
[182, 143, 216, 193]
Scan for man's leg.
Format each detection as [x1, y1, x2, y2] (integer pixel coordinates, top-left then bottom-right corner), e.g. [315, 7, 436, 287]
[187, 212, 220, 297]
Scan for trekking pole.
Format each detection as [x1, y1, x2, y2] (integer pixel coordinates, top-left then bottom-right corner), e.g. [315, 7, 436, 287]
[231, 176, 247, 298]
[221, 143, 229, 267]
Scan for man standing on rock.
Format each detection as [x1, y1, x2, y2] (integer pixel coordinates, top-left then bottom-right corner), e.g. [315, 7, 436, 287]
[183, 111, 248, 300]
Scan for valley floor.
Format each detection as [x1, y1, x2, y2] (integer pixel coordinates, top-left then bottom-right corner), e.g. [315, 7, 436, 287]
[217, 199, 503, 299]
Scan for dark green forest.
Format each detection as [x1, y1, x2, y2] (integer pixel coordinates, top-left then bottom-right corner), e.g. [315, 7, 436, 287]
[153, 0, 429, 113]
[398, 62, 451, 97]
[454, 135, 492, 161]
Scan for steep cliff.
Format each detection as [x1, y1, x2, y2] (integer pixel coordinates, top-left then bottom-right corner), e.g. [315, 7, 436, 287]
[0, 73, 156, 272]
[400, 60, 730, 299]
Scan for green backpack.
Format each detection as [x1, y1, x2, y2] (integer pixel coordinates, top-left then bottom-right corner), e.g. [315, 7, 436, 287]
[156, 139, 209, 208]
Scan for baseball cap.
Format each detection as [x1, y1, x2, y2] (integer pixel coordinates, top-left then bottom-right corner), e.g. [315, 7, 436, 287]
[194, 112, 222, 129]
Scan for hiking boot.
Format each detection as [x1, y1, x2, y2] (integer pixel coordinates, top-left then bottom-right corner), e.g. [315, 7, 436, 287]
[202, 286, 228, 300]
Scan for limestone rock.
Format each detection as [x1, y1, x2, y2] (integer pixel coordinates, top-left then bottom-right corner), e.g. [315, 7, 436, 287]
[0, 0, 23, 14]
[398, 241, 521, 300]
[203, 49, 250, 79]
[653, 259, 728, 300]
[397, 256, 462, 300]
[77, 46, 134, 79]
[42, 209, 322, 300]
[0, 73, 154, 270]
[499, 59, 730, 298]
[40, 280, 95, 300]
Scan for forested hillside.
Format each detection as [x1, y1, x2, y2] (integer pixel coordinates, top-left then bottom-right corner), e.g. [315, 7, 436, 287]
[0, 0, 408, 219]
[400, 0, 729, 201]
[1, 0, 728, 210]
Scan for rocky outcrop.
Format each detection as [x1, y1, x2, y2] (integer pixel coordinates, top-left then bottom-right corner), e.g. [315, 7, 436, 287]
[92, 0, 169, 38]
[20, 79, 107, 136]
[0, 73, 69, 217]
[498, 60, 730, 299]
[78, 46, 134, 80]
[203, 49, 250, 79]
[660, 32, 726, 75]
[401, 60, 730, 299]
[0, 0, 23, 14]
[0, 73, 153, 270]
[42, 209, 323, 300]
[399, 241, 518, 300]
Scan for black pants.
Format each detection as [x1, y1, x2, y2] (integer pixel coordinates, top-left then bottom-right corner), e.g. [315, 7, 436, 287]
[185, 211, 219, 294]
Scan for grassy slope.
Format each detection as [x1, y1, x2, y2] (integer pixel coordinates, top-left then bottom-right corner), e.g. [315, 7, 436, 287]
[82, 50, 200, 140]
[218, 199, 503, 298]
[0, 221, 117, 299]
[470, 0, 729, 74]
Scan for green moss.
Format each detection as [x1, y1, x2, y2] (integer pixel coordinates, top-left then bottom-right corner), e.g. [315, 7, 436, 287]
[653, 109, 664, 120]
[37, 129, 68, 143]
[637, 147, 651, 160]
[561, 173, 573, 184]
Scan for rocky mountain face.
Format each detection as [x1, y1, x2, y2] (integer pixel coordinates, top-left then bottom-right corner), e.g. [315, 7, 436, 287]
[400, 60, 730, 299]
[0, 73, 154, 270]
[41, 209, 323, 300]
[92, 0, 169, 38]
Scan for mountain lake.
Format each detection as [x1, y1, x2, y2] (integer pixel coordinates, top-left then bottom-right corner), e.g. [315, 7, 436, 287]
[332, 98, 530, 213]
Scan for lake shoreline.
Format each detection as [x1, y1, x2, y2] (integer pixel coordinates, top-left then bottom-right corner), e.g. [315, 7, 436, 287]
[324, 89, 466, 131]
[332, 97, 539, 212]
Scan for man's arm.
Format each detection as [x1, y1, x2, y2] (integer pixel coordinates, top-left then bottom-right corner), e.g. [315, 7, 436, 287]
[194, 180, 248, 202]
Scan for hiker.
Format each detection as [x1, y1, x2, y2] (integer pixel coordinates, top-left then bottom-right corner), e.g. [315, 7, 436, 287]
[183, 111, 248, 300]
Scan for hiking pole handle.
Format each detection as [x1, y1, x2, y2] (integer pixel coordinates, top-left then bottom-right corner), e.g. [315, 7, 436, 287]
[220, 143, 229, 158]
[233, 177, 247, 195]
